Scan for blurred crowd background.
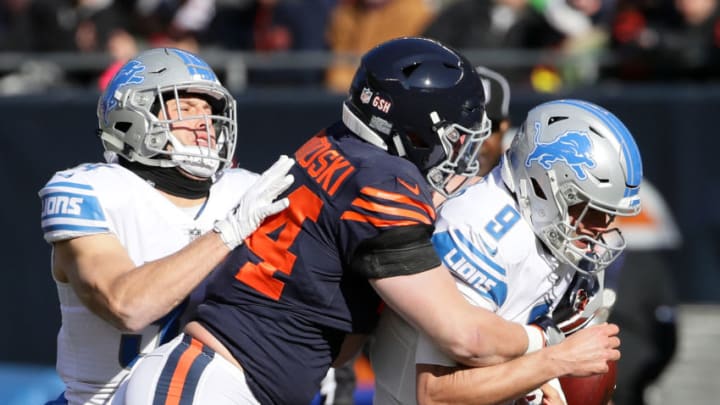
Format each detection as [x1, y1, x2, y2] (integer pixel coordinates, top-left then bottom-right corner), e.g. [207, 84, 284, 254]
[1, 0, 719, 93]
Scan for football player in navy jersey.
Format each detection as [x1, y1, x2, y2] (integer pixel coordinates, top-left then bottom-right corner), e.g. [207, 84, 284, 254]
[122, 37, 620, 405]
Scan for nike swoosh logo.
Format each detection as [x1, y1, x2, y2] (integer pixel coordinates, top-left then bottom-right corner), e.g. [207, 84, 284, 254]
[397, 178, 420, 195]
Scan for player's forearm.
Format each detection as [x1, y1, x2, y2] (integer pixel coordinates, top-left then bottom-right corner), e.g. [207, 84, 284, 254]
[411, 274, 529, 367]
[453, 313, 529, 367]
[372, 266, 527, 368]
[105, 231, 229, 331]
[417, 349, 562, 405]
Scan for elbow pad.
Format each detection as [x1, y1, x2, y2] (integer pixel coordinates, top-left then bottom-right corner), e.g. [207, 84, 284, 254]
[350, 224, 441, 279]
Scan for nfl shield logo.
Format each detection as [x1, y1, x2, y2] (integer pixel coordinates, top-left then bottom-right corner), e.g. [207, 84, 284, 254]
[360, 87, 373, 104]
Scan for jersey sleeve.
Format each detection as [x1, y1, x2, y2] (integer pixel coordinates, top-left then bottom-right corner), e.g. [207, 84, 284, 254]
[340, 175, 441, 278]
[39, 169, 112, 243]
[432, 212, 508, 310]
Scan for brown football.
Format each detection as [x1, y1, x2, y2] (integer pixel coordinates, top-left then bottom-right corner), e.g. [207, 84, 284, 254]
[558, 360, 617, 405]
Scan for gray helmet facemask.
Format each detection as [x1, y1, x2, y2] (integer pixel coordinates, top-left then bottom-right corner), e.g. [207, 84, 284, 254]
[98, 48, 237, 179]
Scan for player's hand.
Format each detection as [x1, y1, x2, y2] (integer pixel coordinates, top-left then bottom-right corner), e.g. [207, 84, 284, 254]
[318, 367, 337, 405]
[516, 379, 567, 405]
[551, 322, 620, 378]
[540, 379, 567, 405]
[214, 155, 295, 250]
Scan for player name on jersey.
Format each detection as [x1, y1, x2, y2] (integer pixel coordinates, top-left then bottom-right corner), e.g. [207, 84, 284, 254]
[296, 134, 356, 196]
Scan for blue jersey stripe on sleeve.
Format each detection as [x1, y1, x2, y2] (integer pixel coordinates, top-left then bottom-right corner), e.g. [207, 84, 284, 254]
[432, 231, 508, 307]
[44, 182, 94, 191]
[42, 224, 109, 234]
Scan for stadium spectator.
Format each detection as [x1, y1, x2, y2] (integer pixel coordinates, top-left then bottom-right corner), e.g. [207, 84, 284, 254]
[202, 0, 334, 86]
[424, 0, 616, 90]
[609, 0, 720, 80]
[0, 0, 46, 51]
[422, 0, 533, 51]
[325, 0, 435, 92]
[39, 47, 293, 405]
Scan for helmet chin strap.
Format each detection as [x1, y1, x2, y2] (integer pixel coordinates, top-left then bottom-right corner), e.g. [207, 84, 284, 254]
[168, 139, 221, 179]
[172, 151, 220, 178]
[342, 103, 388, 151]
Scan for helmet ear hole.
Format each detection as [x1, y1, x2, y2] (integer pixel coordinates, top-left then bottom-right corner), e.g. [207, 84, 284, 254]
[114, 122, 132, 133]
[531, 177, 548, 200]
[150, 98, 163, 116]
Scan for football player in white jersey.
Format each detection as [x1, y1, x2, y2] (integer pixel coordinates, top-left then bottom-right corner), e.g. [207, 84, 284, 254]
[370, 99, 642, 404]
[39, 48, 294, 405]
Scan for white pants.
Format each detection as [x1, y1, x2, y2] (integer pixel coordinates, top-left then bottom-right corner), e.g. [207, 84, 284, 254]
[122, 333, 260, 405]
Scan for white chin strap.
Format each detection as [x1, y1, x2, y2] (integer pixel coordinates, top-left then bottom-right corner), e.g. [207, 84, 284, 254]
[342, 103, 388, 150]
[170, 144, 221, 178]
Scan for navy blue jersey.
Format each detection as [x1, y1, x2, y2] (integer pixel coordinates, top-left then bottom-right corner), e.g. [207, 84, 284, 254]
[195, 122, 438, 404]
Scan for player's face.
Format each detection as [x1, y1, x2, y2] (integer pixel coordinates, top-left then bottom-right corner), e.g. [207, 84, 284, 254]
[160, 96, 217, 149]
[477, 130, 503, 177]
[568, 203, 612, 250]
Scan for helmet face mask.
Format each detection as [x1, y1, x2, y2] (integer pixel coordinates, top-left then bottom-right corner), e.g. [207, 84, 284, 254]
[97, 48, 237, 179]
[152, 88, 233, 178]
[542, 200, 626, 274]
[343, 37, 491, 198]
[427, 113, 492, 197]
[505, 99, 643, 274]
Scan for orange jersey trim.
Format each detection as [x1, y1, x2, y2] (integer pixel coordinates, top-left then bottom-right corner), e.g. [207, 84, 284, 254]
[164, 338, 204, 405]
[340, 211, 422, 227]
[360, 186, 435, 220]
[349, 197, 433, 225]
[340, 186, 436, 226]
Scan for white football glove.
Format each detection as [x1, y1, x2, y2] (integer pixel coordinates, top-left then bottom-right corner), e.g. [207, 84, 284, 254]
[318, 367, 337, 405]
[213, 155, 295, 250]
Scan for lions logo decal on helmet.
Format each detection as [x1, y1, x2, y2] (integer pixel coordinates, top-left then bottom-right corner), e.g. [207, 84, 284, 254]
[525, 122, 596, 180]
[100, 60, 145, 126]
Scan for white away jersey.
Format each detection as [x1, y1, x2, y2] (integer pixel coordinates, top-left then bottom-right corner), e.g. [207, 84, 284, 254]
[39, 162, 258, 405]
[371, 164, 575, 405]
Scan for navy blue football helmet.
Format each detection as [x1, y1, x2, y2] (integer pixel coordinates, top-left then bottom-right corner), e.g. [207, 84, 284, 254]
[343, 37, 491, 197]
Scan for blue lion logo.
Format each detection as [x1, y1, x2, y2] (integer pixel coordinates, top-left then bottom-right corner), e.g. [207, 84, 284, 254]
[525, 122, 596, 180]
[100, 60, 145, 125]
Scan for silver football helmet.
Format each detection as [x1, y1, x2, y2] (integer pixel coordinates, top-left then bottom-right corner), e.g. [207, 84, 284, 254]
[97, 48, 237, 178]
[502, 99, 642, 274]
